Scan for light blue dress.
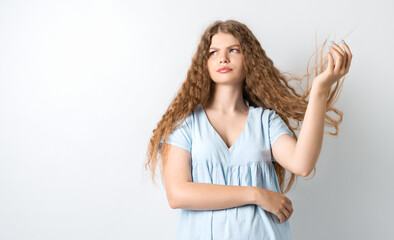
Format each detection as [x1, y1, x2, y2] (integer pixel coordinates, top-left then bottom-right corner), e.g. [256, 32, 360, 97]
[159, 100, 294, 240]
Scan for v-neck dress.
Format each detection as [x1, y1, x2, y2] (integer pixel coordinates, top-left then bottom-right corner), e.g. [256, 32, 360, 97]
[159, 101, 294, 240]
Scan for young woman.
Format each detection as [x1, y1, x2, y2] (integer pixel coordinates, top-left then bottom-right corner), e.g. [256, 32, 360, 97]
[144, 20, 352, 239]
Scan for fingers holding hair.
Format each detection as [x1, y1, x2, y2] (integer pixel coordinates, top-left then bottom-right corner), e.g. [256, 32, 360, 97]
[329, 40, 352, 75]
[340, 41, 353, 72]
[329, 43, 344, 74]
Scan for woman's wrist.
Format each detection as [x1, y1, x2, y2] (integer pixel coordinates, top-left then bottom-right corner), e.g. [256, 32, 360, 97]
[311, 81, 330, 98]
[249, 186, 264, 205]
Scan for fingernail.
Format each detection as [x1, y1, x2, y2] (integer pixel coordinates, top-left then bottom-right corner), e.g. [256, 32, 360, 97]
[331, 40, 336, 45]
[341, 39, 346, 44]
[329, 45, 333, 49]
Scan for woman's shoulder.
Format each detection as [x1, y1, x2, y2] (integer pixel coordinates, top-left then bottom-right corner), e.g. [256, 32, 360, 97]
[251, 104, 278, 115]
[175, 104, 202, 127]
[249, 104, 271, 116]
[250, 105, 283, 125]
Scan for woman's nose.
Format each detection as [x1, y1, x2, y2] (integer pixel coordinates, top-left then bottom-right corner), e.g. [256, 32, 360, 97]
[219, 54, 229, 63]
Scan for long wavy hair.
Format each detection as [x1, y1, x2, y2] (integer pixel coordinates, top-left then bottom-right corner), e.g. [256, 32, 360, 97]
[144, 19, 347, 194]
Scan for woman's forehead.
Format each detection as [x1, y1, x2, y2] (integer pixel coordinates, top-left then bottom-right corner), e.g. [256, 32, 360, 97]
[210, 32, 240, 48]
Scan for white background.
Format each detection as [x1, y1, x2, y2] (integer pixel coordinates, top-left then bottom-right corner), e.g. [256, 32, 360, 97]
[1, 0, 393, 239]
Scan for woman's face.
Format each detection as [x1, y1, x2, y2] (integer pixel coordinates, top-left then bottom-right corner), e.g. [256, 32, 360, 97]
[207, 32, 246, 85]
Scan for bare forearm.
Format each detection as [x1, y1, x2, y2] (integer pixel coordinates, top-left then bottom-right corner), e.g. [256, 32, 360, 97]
[293, 85, 328, 175]
[170, 182, 256, 210]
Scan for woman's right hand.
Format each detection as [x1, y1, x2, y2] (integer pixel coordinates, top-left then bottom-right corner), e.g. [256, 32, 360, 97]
[252, 187, 293, 223]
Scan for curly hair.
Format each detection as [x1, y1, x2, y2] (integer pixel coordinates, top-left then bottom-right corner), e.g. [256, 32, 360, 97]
[143, 19, 346, 194]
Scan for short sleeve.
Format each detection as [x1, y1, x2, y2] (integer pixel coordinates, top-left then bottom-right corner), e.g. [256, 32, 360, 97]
[159, 116, 192, 153]
[267, 110, 293, 162]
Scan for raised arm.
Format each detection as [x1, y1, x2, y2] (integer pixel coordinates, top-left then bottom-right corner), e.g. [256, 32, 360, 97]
[272, 40, 353, 177]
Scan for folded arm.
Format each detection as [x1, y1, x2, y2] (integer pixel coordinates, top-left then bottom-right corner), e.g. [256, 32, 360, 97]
[161, 143, 256, 210]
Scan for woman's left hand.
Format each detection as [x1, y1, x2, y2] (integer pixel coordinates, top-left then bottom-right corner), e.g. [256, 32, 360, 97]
[312, 40, 353, 93]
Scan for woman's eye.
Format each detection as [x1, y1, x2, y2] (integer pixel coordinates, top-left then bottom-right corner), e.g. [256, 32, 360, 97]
[209, 49, 239, 56]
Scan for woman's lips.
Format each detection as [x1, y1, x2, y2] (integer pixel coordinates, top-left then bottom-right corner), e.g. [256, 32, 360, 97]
[217, 67, 232, 73]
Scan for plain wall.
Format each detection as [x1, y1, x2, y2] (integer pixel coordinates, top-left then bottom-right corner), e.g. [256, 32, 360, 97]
[1, 0, 393, 239]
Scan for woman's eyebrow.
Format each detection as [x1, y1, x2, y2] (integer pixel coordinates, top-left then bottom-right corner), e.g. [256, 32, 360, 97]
[209, 44, 240, 50]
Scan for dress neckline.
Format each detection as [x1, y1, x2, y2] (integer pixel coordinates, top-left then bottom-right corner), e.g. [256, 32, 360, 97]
[200, 102, 251, 151]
